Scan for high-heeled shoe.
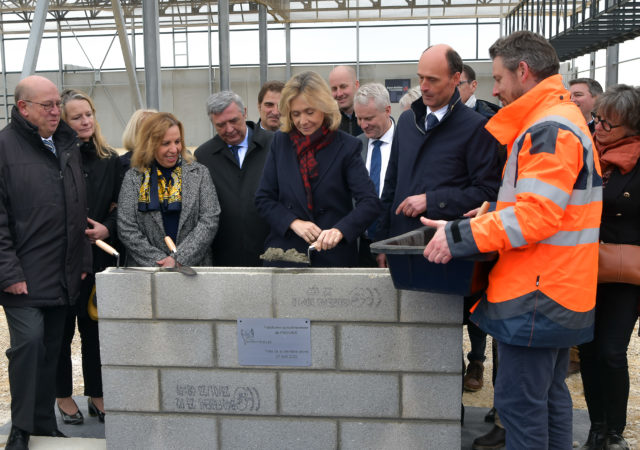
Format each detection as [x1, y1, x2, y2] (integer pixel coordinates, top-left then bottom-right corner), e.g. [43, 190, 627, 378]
[57, 400, 84, 425]
[88, 397, 105, 423]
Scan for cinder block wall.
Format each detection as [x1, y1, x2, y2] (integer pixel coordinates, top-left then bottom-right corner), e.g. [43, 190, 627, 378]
[96, 268, 463, 450]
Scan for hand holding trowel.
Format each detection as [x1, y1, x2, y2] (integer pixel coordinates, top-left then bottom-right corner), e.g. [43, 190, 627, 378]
[163, 236, 197, 276]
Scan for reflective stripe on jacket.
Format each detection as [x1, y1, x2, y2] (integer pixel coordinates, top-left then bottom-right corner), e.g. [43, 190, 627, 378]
[445, 75, 602, 348]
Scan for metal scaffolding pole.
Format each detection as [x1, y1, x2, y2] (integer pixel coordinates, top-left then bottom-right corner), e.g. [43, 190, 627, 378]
[57, 27, 63, 90]
[285, 23, 291, 80]
[1, 13, 8, 125]
[218, 0, 231, 91]
[605, 44, 618, 87]
[112, 0, 143, 110]
[21, 0, 49, 78]
[259, 4, 268, 85]
[142, 0, 161, 110]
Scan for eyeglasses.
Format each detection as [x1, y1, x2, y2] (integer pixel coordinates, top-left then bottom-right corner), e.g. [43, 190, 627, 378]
[23, 99, 62, 112]
[591, 113, 623, 132]
[458, 80, 471, 87]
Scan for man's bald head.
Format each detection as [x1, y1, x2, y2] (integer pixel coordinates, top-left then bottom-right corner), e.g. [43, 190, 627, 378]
[329, 65, 360, 114]
[15, 75, 61, 138]
[417, 44, 462, 110]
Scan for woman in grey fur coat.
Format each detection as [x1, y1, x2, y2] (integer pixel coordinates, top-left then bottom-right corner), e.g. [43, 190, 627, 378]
[118, 112, 220, 267]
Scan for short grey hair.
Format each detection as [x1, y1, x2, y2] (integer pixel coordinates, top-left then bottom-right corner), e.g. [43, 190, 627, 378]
[594, 84, 640, 134]
[354, 83, 390, 111]
[206, 90, 244, 115]
[399, 87, 421, 109]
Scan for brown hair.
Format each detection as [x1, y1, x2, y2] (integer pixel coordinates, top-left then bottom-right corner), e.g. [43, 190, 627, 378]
[130, 112, 193, 169]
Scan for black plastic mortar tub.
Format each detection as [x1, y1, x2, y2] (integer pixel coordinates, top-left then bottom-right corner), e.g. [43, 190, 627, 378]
[370, 226, 495, 296]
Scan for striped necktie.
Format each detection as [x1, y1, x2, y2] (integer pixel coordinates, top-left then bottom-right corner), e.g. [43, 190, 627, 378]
[43, 138, 56, 156]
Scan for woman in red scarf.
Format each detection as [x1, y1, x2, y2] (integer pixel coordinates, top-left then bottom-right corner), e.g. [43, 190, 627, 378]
[255, 71, 380, 267]
[579, 84, 640, 450]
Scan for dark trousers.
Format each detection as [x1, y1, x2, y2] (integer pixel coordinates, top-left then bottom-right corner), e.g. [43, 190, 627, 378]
[4, 305, 67, 434]
[56, 278, 103, 398]
[357, 237, 377, 267]
[464, 294, 487, 363]
[495, 342, 572, 449]
[578, 283, 640, 433]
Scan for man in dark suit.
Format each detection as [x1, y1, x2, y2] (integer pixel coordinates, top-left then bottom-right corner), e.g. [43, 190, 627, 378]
[0, 75, 91, 449]
[376, 44, 500, 267]
[194, 91, 273, 266]
[353, 83, 395, 266]
[329, 65, 363, 136]
[459, 64, 501, 120]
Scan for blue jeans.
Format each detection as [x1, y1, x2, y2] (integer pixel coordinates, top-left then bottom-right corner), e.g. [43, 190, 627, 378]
[495, 342, 572, 450]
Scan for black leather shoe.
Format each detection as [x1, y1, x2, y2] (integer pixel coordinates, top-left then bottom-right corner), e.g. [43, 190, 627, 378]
[32, 428, 67, 438]
[6, 426, 30, 450]
[57, 400, 84, 425]
[472, 424, 506, 450]
[604, 432, 630, 450]
[88, 397, 105, 423]
[580, 423, 606, 449]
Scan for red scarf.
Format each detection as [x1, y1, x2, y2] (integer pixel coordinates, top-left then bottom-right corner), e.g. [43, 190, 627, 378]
[290, 125, 335, 211]
[597, 135, 640, 184]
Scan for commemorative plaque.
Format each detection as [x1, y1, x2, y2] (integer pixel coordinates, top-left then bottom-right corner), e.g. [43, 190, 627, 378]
[237, 318, 311, 366]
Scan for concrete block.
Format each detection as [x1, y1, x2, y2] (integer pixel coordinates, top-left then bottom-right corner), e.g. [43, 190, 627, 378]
[402, 374, 461, 419]
[154, 271, 273, 319]
[102, 367, 159, 412]
[340, 421, 460, 450]
[96, 270, 152, 319]
[339, 325, 461, 372]
[274, 271, 397, 322]
[106, 413, 217, 450]
[99, 321, 214, 366]
[221, 418, 337, 449]
[216, 323, 336, 369]
[161, 369, 277, 415]
[399, 290, 464, 324]
[280, 373, 398, 417]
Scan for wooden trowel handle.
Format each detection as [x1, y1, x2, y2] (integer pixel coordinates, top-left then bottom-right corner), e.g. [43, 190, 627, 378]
[164, 236, 177, 253]
[477, 201, 490, 217]
[96, 239, 119, 257]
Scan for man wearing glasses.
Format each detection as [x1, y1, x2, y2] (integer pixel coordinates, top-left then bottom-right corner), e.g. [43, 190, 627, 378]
[0, 75, 91, 449]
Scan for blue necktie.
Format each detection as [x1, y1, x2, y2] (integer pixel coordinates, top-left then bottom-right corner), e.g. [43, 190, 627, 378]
[369, 140, 382, 197]
[426, 112, 439, 130]
[230, 145, 241, 167]
[43, 138, 56, 156]
[367, 140, 383, 239]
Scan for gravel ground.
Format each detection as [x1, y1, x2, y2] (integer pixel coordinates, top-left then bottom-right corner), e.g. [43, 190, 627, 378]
[0, 310, 638, 448]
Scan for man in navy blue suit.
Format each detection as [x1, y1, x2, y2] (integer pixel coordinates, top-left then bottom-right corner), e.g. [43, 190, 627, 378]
[376, 44, 500, 267]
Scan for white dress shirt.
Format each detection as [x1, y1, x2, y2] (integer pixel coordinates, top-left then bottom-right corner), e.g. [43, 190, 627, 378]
[365, 120, 395, 198]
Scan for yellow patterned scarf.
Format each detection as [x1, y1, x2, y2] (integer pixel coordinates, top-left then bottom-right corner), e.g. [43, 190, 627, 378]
[138, 162, 182, 212]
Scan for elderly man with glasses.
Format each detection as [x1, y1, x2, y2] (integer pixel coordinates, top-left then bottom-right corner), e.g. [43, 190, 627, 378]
[0, 75, 91, 450]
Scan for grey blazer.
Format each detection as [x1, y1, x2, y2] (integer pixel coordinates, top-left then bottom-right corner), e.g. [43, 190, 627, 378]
[118, 161, 221, 266]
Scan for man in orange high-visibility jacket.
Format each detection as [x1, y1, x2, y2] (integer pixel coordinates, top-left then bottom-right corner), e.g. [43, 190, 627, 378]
[422, 31, 602, 449]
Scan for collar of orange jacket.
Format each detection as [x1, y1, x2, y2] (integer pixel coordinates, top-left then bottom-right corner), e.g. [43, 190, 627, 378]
[485, 74, 571, 146]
